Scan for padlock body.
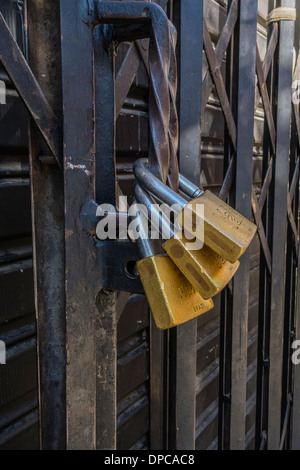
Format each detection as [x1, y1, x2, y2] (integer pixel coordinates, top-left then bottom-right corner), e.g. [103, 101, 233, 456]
[176, 190, 257, 263]
[163, 232, 240, 299]
[136, 254, 213, 329]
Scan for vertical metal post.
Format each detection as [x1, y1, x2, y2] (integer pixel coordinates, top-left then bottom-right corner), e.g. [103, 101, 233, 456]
[268, 0, 295, 449]
[292, 246, 300, 449]
[93, 10, 117, 450]
[255, 0, 276, 448]
[178, 0, 202, 185]
[94, 22, 117, 207]
[150, 317, 168, 450]
[168, 0, 203, 450]
[60, 0, 116, 449]
[218, 0, 235, 450]
[292, 5, 300, 447]
[229, 0, 258, 450]
[27, 0, 66, 450]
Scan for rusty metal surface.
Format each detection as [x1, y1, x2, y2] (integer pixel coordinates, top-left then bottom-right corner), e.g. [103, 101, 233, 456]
[27, 0, 65, 450]
[229, 0, 257, 449]
[59, 0, 116, 449]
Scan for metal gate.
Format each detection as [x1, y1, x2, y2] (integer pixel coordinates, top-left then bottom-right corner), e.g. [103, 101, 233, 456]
[0, 0, 300, 451]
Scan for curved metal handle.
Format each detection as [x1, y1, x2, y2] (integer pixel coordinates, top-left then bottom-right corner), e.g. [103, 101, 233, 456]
[135, 183, 175, 239]
[179, 174, 204, 199]
[134, 158, 186, 208]
[94, 1, 178, 187]
[131, 197, 153, 259]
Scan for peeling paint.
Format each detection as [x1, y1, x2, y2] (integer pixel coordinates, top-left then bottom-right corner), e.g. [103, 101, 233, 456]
[65, 229, 74, 240]
[66, 161, 92, 176]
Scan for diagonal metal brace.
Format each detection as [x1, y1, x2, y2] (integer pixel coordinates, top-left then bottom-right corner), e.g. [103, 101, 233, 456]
[0, 12, 62, 167]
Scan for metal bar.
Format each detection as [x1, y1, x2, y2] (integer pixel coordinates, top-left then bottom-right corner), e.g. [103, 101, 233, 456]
[150, 316, 168, 450]
[258, 157, 273, 211]
[168, 0, 204, 450]
[292, 52, 300, 144]
[203, 20, 237, 151]
[218, 156, 236, 202]
[289, 157, 299, 202]
[203, 8, 238, 203]
[254, 23, 278, 113]
[201, 0, 238, 116]
[287, 32, 300, 449]
[94, 1, 172, 186]
[27, 0, 65, 449]
[0, 11, 61, 166]
[135, 30, 179, 191]
[255, 2, 276, 446]
[282, 152, 296, 448]
[287, 192, 299, 256]
[256, 44, 276, 153]
[94, 23, 117, 207]
[279, 393, 292, 450]
[177, 0, 203, 186]
[167, 21, 179, 190]
[60, 0, 117, 449]
[115, 43, 141, 117]
[218, 14, 277, 207]
[252, 191, 272, 273]
[268, 0, 295, 449]
[259, 430, 267, 450]
[229, 0, 258, 449]
[292, 237, 300, 449]
[115, 38, 149, 117]
[218, 0, 236, 448]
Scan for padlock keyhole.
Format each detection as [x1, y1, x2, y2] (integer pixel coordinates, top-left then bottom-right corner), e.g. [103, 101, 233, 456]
[125, 260, 139, 279]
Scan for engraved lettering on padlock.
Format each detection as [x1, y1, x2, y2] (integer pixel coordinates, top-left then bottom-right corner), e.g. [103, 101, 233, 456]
[212, 207, 243, 227]
[178, 191, 256, 263]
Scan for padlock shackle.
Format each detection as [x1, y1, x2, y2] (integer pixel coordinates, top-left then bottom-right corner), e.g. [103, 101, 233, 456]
[133, 159, 186, 208]
[178, 175, 204, 200]
[135, 184, 175, 239]
[131, 198, 153, 259]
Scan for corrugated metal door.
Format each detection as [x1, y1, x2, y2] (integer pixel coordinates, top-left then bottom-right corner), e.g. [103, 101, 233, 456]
[0, 0, 38, 450]
[1, 0, 299, 451]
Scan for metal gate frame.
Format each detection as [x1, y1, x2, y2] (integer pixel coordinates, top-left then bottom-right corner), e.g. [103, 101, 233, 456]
[1, 0, 300, 450]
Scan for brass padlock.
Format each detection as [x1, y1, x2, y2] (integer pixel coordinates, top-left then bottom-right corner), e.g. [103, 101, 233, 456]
[135, 184, 239, 300]
[163, 233, 239, 299]
[132, 198, 214, 330]
[178, 175, 257, 263]
[134, 159, 257, 263]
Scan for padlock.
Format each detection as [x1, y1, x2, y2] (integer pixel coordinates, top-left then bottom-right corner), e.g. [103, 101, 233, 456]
[132, 198, 214, 330]
[133, 158, 257, 263]
[135, 184, 240, 300]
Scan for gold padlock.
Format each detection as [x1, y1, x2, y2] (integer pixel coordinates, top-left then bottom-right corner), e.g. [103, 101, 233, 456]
[163, 232, 239, 299]
[132, 199, 214, 330]
[135, 184, 239, 300]
[176, 189, 256, 264]
[134, 159, 257, 263]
